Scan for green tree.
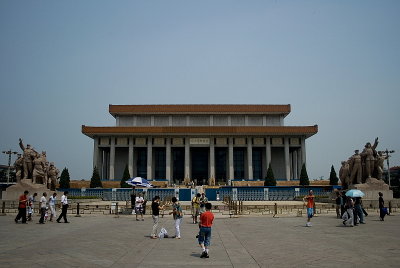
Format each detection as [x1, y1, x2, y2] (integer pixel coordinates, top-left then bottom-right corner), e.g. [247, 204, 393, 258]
[264, 163, 277, 186]
[120, 164, 131, 188]
[90, 166, 103, 188]
[59, 168, 70, 189]
[329, 165, 339, 185]
[299, 164, 310, 186]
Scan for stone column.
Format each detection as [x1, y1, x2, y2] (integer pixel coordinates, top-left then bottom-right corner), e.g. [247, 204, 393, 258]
[293, 150, 298, 179]
[93, 137, 100, 170]
[147, 137, 153, 179]
[297, 148, 303, 177]
[128, 137, 134, 177]
[210, 137, 215, 179]
[247, 137, 253, 180]
[185, 137, 190, 179]
[229, 137, 234, 180]
[93, 137, 103, 178]
[284, 137, 290, 181]
[166, 137, 171, 183]
[265, 136, 271, 168]
[301, 137, 306, 168]
[110, 137, 115, 180]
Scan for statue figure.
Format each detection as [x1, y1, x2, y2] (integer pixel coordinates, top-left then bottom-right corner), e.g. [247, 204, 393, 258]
[14, 154, 24, 183]
[339, 161, 350, 189]
[32, 152, 46, 184]
[19, 138, 35, 180]
[361, 137, 379, 179]
[376, 151, 388, 180]
[47, 162, 59, 190]
[349, 150, 362, 184]
[209, 177, 216, 186]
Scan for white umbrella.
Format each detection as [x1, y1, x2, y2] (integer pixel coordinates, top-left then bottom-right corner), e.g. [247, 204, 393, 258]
[345, 189, 365, 198]
[126, 177, 153, 188]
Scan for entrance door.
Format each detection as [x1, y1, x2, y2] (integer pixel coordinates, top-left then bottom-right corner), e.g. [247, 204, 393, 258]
[191, 148, 209, 185]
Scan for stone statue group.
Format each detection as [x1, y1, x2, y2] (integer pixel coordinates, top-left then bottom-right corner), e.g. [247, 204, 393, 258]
[339, 137, 388, 189]
[14, 138, 59, 191]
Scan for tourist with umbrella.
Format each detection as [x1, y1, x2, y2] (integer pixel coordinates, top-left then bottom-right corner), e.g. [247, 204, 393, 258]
[346, 189, 365, 225]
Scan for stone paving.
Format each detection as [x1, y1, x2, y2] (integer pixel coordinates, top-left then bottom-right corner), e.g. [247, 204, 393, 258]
[0, 210, 399, 268]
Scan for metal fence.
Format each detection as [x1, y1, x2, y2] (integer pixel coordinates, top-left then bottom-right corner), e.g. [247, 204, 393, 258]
[57, 186, 335, 201]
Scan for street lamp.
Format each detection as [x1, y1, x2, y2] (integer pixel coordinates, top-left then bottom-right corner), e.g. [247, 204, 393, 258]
[383, 149, 395, 187]
[2, 150, 18, 184]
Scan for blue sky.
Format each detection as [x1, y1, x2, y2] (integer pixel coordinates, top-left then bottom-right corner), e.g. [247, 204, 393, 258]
[1, 0, 399, 181]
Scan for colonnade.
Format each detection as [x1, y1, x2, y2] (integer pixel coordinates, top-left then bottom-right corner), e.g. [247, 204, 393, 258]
[93, 136, 306, 182]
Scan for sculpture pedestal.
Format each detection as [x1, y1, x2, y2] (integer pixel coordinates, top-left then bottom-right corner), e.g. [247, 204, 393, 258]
[2, 179, 55, 201]
[349, 178, 393, 201]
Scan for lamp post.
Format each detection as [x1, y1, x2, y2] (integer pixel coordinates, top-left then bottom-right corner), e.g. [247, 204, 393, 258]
[2, 150, 18, 184]
[384, 149, 395, 187]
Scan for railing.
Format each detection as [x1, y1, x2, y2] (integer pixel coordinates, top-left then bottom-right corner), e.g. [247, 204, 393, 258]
[54, 186, 336, 201]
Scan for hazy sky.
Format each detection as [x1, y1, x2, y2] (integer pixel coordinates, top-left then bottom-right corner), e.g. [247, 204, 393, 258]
[1, 1, 399, 181]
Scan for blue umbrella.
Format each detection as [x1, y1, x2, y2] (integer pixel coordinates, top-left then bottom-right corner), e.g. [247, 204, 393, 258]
[126, 177, 153, 188]
[345, 189, 365, 198]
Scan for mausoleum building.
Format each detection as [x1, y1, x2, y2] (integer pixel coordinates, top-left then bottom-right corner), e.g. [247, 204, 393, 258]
[82, 105, 318, 185]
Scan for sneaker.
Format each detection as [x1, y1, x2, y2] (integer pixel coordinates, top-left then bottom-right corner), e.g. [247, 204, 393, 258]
[141, 219, 144, 221]
[205, 253, 209, 258]
[200, 251, 206, 258]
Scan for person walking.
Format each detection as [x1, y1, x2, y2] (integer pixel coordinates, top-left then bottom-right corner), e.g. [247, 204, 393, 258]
[191, 193, 201, 224]
[38, 192, 47, 224]
[199, 192, 208, 215]
[354, 197, 365, 224]
[150, 196, 164, 239]
[343, 197, 355, 227]
[15, 190, 29, 224]
[135, 192, 144, 221]
[303, 190, 315, 227]
[198, 202, 214, 258]
[27, 192, 37, 221]
[379, 192, 388, 221]
[57, 191, 69, 223]
[130, 186, 136, 215]
[334, 191, 342, 219]
[170, 197, 183, 239]
[340, 191, 347, 217]
[48, 193, 57, 222]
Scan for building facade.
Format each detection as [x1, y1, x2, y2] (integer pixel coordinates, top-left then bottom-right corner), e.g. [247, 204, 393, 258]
[82, 105, 318, 185]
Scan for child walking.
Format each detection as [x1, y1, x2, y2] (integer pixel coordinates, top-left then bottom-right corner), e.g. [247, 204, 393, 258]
[303, 190, 315, 227]
[198, 202, 214, 258]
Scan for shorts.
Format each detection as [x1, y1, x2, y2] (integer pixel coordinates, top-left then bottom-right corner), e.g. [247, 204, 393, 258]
[198, 227, 212, 247]
[135, 207, 143, 214]
[192, 207, 200, 217]
[307, 208, 314, 218]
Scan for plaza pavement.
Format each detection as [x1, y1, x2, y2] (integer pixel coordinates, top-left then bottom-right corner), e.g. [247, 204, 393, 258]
[0, 210, 399, 268]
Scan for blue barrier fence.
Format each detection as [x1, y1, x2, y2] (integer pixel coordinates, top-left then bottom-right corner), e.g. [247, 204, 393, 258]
[57, 186, 336, 201]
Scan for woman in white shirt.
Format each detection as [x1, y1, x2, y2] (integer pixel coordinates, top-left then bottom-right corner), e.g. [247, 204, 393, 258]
[39, 192, 47, 224]
[48, 192, 57, 221]
[135, 192, 144, 221]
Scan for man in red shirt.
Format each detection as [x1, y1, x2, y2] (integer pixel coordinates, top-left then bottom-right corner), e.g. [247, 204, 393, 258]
[198, 202, 214, 258]
[303, 190, 315, 227]
[15, 190, 29, 224]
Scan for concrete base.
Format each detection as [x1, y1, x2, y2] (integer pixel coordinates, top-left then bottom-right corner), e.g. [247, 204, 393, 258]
[1, 179, 58, 201]
[349, 177, 393, 200]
